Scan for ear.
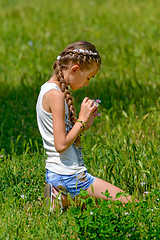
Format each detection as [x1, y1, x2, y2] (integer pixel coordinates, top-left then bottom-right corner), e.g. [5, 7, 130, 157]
[70, 65, 80, 75]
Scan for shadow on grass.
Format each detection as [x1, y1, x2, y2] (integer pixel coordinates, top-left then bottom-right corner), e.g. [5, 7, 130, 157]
[0, 72, 159, 155]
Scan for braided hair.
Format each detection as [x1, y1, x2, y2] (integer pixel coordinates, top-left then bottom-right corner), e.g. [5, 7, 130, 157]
[53, 41, 101, 145]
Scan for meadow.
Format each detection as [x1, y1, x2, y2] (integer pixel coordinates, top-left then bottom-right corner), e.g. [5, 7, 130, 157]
[0, 0, 160, 239]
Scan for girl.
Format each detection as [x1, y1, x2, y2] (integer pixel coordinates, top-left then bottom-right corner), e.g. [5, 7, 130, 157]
[36, 41, 132, 210]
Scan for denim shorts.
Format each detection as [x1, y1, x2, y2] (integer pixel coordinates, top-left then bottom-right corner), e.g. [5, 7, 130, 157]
[46, 169, 95, 198]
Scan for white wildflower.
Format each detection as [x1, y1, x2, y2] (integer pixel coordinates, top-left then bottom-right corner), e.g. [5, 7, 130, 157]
[146, 209, 153, 212]
[28, 40, 33, 47]
[143, 191, 151, 194]
[140, 182, 146, 186]
[126, 234, 131, 237]
[124, 212, 130, 215]
[20, 195, 27, 199]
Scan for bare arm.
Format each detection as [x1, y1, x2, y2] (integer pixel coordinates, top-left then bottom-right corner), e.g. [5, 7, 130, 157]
[45, 89, 97, 153]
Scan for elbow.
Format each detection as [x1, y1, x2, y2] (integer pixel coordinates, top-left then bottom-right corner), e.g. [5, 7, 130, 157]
[55, 144, 67, 153]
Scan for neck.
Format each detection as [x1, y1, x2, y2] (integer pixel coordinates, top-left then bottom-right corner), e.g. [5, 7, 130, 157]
[48, 75, 60, 86]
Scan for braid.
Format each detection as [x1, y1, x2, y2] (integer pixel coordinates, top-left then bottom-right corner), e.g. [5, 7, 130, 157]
[54, 61, 76, 126]
[53, 41, 101, 146]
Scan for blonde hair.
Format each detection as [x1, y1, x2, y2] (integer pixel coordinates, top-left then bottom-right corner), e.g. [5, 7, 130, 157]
[53, 41, 101, 144]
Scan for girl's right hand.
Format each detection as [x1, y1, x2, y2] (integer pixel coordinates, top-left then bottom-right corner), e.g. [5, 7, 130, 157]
[78, 97, 97, 126]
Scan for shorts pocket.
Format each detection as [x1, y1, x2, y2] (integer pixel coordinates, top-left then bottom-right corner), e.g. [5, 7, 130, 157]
[76, 171, 88, 183]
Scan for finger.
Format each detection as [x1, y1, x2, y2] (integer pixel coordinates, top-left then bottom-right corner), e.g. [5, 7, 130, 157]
[91, 103, 97, 111]
[83, 97, 89, 103]
[87, 99, 94, 107]
[93, 108, 98, 114]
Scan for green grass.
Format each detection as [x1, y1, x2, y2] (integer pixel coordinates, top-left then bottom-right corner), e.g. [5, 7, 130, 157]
[0, 0, 160, 239]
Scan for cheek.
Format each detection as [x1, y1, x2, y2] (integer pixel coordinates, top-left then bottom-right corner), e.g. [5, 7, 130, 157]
[79, 76, 85, 85]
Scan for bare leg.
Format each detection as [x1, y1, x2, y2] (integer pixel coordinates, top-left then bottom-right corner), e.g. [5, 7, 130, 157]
[51, 187, 71, 209]
[52, 187, 88, 209]
[52, 177, 132, 209]
[86, 177, 132, 203]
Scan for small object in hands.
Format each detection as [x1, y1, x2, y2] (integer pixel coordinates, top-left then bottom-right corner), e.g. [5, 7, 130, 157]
[96, 99, 101, 104]
[92, 99, 101, 108]
[76, 119, 86, 129]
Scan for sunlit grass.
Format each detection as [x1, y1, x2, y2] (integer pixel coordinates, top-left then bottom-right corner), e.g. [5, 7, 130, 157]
[0, 0, 160, 239]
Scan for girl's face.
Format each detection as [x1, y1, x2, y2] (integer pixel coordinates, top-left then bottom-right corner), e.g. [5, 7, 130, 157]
[68, 62, 100, 91]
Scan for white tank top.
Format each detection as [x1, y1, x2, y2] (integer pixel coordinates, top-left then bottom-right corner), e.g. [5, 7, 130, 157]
[36, 82, 87, 175]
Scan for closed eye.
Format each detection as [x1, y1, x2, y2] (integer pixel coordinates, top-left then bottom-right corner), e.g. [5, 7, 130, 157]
[87, 76, 94, 81]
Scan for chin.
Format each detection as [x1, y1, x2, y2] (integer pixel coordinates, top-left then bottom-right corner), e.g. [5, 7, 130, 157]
[72, 86, 79, 91]
[70, 84, 81, 91]
[71, 87, 75, 91]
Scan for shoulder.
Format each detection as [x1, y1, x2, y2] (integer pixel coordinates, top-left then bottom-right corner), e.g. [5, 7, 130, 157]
[41, 86, 65, 114]
[44, 88, 65, 103]
[45, 89, 65, 114]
